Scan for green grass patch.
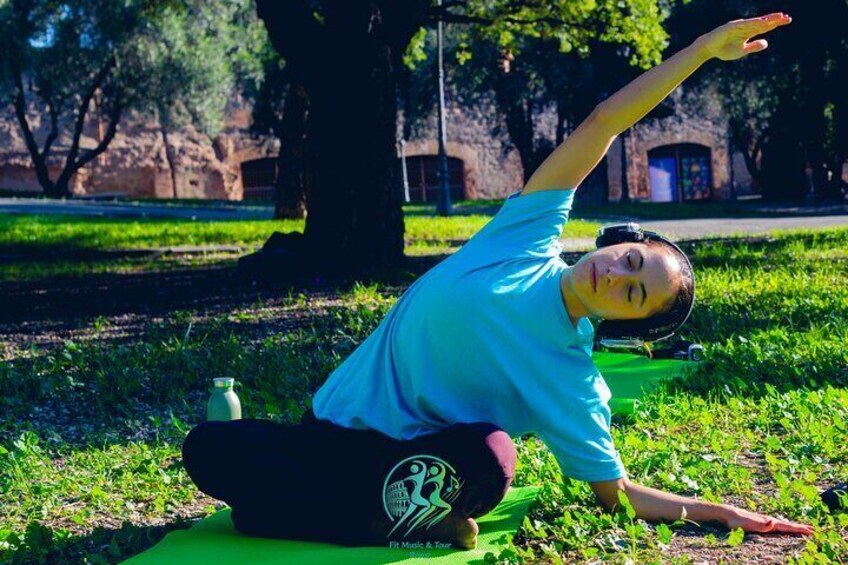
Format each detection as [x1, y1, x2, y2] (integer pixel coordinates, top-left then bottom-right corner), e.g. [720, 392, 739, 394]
[0, 207, 600, 282]
[1, 208, 598, 255]
[3, 227, 848, 563]
[0, 215, 301, 251]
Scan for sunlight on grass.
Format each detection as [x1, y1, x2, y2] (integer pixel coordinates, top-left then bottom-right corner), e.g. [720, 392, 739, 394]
[1, 211, 601, 281]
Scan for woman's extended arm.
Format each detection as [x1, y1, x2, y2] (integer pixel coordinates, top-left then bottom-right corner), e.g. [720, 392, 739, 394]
[522, 12, 792, 195]
[590, 477, 814, 535]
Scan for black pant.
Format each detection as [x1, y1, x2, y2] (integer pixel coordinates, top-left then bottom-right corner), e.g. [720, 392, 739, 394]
[181, 409, 516, 547]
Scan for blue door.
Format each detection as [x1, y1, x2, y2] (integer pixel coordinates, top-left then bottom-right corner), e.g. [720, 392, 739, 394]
[648, 155, 678, 202]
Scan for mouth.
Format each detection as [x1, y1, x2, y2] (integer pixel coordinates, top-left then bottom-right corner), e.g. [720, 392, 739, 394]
[591, 262, 597, 293]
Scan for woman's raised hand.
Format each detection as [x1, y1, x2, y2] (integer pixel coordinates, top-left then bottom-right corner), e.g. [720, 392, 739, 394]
[697, 12, 792, 61]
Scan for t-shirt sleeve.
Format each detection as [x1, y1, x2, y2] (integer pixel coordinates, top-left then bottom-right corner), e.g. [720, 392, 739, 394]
[456, 188, 577, 264]
[530, 363, 627, 483]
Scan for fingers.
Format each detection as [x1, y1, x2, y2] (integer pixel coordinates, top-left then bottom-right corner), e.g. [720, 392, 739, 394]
[738, 510, 815, 535]
[743, 39, 768, 54]
[772, 520, 815, 535]
[754, 516, 815, 535]
[747, 12, 790, 23]
[741, 12, 792, 31]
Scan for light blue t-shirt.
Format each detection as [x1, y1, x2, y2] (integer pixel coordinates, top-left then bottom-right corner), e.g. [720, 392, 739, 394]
[312, 188, 626, 482]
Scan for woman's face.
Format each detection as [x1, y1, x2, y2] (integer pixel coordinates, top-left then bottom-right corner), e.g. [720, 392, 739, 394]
[570, 242, 682, 320]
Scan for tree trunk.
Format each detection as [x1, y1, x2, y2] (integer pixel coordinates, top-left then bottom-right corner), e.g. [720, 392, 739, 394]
[801, 50, 829, 200]
[555, 98, 567, 146]
[302, 44, 404, 272]
[246, 0, 422, 277]
[161, 128, 179, 199]
[274, 82, 308, 220]
[759, 127, 807, 201]
[494, 67, 541, 184]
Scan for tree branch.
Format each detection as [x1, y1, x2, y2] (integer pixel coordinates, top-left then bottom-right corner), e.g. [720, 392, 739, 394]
[255, 0, 326, 76]
[63, 57, 116, 179]
[75, 98, 123, 170]
[41, 98, 60, 161]
[381, 0, 433, 52]
[745, 132, 766, 186]
[12, 68, 53, 191]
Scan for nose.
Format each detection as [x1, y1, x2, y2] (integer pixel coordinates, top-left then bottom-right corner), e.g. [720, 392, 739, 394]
[606, 264, 635, 286]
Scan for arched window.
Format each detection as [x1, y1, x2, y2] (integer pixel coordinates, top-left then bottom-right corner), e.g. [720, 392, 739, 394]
[241, 158, 277, 200]
[403, 156, 465, 202]
[647, 144, 712, 202]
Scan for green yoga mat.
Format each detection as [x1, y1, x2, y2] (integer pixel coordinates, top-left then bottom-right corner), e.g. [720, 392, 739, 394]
[593, 351, 698, 415]
[121, 486, 540, 565]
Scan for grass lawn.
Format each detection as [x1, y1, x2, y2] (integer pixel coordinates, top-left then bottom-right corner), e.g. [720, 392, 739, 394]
[0, 207, 600, 251]
[0, 209, 601, 282]
[1, 212, 848, 563]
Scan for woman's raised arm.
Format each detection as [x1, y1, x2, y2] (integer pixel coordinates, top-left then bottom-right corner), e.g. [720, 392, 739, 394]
[522, 12, 791, 195]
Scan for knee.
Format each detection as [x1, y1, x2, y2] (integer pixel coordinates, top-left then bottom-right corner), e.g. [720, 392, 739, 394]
[484, 429, 516, 480]
[455, 423, 516, 481]
[452, 425, 515, 518]
[181, 421, 226, 486]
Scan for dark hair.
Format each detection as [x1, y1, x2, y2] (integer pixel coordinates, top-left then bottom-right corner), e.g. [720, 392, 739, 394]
[594, 239, 695, 342]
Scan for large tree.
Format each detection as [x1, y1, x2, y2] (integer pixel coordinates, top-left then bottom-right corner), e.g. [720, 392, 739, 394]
[0, 0, 267, 199]
[248, 0, 677, 277]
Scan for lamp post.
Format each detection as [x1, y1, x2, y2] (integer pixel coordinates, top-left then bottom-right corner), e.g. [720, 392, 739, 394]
[398, 138, 411, 203]
[435, 0, 452, 215]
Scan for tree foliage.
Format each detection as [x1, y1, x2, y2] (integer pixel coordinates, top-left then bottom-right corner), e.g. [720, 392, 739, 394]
[400, 1, 682, 203]
[665, 0, 847, 200]
[0, 0, 269, 198]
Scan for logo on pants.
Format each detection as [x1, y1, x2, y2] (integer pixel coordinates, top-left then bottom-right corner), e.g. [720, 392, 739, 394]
[382, 454, 464, 538]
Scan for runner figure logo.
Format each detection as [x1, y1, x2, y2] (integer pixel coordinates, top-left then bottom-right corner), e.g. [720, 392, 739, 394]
[382, 454, 464, 538]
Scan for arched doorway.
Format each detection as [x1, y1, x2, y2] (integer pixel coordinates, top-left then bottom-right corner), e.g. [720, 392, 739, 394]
[647, 144, 712, 202]
[402, 155, 466, 202]
[241, 158, 277, 200]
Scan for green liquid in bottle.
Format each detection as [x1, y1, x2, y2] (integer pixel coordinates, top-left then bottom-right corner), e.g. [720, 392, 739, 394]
[207, 377, 242, 421]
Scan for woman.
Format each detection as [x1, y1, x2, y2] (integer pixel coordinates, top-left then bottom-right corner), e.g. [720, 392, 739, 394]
[182, 12, 813, 550]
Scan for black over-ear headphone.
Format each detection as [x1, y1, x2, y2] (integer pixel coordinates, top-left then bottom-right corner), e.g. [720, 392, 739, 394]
[592, 223, 695, 348]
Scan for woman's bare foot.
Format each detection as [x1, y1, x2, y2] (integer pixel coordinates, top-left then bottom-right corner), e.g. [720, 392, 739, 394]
[377, 513, 479, 550]
[421, 513, 479, 549]
[452, 515, 479, 550]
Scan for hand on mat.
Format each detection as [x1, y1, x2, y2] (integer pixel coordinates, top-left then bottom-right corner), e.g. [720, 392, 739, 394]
[697, 12, 791, 61]
[723, 505, 814, 535]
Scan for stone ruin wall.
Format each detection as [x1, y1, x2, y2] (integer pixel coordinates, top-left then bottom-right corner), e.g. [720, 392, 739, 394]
[1, 82, 758, 203]
[398, 89, 526, 200]
[0, 103, 278, 200]
[606, 86, 737, 202]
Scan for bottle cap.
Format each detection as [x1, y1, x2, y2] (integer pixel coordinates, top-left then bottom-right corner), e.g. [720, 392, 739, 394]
[212, 377, 235, 388]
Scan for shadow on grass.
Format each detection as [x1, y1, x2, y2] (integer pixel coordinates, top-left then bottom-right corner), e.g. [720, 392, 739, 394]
[1, 517, 196, 565]
[0, 254, 449, 326]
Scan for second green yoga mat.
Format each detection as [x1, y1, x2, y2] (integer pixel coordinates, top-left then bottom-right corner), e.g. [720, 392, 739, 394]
[120, 485, 540, 565]
[593, 351, 698, 414]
